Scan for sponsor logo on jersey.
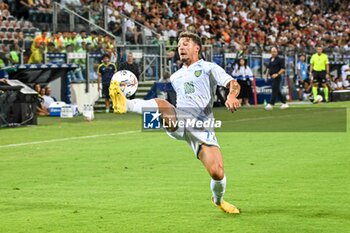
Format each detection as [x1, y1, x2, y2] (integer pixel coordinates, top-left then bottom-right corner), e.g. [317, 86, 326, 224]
[184, 81, 195, 94]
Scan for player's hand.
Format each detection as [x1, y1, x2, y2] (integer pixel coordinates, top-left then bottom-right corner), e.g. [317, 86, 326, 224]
[97, 86, 101, 93]
[271, 73, 278, 79]
[225, 94, 241, 113]
[326, 73, 330, 79]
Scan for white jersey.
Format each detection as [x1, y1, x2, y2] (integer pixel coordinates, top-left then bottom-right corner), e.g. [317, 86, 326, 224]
[170, 59, 233, 116]
[168, 59, 231, 156]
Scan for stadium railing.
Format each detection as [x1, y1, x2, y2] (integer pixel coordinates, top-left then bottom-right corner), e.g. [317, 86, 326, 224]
[52, 2, 116, 40]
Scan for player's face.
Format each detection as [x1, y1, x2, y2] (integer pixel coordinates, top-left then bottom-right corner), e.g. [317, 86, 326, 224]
[316, 47, 322, 54]
[178, 37, 200, 65]
[300, 55, 305, 62]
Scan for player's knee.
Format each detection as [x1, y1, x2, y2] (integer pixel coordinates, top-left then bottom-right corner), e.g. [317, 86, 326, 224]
[154, 98, 170, 108]
[210, 164, 224, 180]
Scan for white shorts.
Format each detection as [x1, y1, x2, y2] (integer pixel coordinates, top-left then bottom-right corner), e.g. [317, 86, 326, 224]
[165, 108, 220, 158]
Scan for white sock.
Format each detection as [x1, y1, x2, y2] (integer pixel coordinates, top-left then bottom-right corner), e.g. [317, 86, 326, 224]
[211, 176, 226, 205]
[126, 99, 158, 114]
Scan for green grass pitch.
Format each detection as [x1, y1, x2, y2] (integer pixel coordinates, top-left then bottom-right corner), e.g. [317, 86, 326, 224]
[0, 102, 349, 233]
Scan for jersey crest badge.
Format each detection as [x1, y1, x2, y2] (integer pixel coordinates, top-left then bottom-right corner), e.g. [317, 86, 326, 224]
[194, 70, 202, 77]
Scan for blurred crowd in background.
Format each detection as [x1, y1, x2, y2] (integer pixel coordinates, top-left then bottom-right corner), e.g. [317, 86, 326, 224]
[0, 0, 348, 67]
[106, 0, 349, 52]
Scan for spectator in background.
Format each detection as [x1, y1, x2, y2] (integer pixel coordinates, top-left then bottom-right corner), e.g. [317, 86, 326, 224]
[16, 0, 34, 20]
[309, 45, 330, 103]
[43, 86, 56, 109]
[0, 53, 8, 78]
[0, 2, 9, 10]
[118, 52, 139, 99]
[330, 77, 344, 91]
[118, 52, 139, 80]
[64, 44, 84, 82]
[28, 30, 49, 64]
[34, 83, 49, 116]
[110, 21, 122, 37]
[264, 47, 288, 110]
[28, 41, 46, 64]
[34, 83, 41, 93]
[61, 0, 82, 11]
[297, 54, 309, 101]
[62, 31, 72, 47]
[341, 61, 350, 88]
[125, 17, 142, 44]
[8, 44, 20, 65]
[45, 86, 56, 100]
[47, 42, 57, 53]
[50, 32, 64, 50]
[232, 58, 253, 106]
[97, 54, 116, 113]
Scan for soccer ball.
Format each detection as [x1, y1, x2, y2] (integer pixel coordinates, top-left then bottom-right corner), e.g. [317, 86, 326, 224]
[111, 70, 138, 97]
[315, 95, 323, 103]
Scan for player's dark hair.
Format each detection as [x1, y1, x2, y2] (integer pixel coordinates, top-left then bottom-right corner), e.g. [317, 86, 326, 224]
[178, 31, 202, 53]
[102, 54, 110, 60]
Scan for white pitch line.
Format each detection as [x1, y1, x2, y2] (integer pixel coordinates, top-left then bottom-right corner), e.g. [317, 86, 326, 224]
[224, 108, 346, 123]
[0, 130, 139, 149]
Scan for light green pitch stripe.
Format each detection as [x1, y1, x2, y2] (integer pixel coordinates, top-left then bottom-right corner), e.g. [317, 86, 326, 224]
[0, 130, 139, 149]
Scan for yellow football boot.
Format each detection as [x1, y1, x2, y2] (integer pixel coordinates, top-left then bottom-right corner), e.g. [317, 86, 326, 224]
[212, 197, 240, 214]
[109, 80, 127, 114]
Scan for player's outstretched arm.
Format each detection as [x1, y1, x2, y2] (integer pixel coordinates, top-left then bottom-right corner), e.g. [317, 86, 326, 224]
[225, 80, 241, 113]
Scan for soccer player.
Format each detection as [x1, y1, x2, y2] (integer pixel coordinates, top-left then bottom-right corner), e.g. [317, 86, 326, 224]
[97, 54, 117, 113]
[309, 45, 330, 103]
[109, 31, 241, 214]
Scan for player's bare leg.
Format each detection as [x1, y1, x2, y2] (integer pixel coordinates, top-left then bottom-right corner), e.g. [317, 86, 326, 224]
[109, 80, 177, 130]
[198, 145, 240, 214]
[154, 99, 177, 131]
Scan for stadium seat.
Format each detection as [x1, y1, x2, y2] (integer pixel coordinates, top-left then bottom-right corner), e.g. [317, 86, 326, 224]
[7, 16, 15, 21]
[29, 28, 37, 34]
